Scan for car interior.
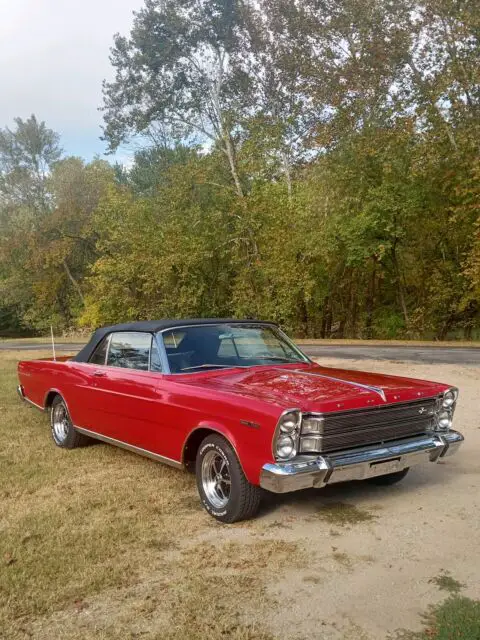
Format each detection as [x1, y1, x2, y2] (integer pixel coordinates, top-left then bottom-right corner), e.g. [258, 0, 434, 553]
[162, 326, 303, 373]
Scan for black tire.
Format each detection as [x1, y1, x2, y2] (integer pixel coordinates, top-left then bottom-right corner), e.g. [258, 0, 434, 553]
[50, 395, 90, 449]
[366, 467, 410, 486]
[195, 433, 262, 523]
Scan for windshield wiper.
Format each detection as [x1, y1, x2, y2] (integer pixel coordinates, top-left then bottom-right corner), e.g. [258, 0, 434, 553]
[255, 355, 297, 362]
[180, 364, 234, 371]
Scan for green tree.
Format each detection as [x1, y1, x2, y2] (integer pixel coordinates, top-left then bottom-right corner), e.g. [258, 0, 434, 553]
[102, 0, 249, 198]
[0, 115, 62, 215]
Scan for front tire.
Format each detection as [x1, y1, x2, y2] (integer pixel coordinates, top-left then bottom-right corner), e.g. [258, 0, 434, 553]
[195, 434, 262, 523]
[366, 467, 410, 486]
[50, 395, 90, 449]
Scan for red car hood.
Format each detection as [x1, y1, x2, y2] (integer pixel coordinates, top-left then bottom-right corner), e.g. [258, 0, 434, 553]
[186, 363, 447, 413]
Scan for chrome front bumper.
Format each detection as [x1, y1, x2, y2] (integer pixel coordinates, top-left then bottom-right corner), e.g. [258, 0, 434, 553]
[260, 431, 464, 494]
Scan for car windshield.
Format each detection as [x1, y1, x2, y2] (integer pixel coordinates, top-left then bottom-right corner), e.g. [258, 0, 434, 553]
[159, 324, 309, 373]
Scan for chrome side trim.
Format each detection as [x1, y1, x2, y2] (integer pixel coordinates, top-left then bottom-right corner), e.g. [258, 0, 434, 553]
[153, 331, 169, 373]
[26, 397, 45, 411]
[181, 425, 248, 477]
[104, 333, 113, 365]
[260, 431, 464, 493]
[17, 385, 45, 411]
[273, 326, 312, 363]
[290, 368, 388, 402]
[73, 426, 184, 469]
[156, 321, 278, 336]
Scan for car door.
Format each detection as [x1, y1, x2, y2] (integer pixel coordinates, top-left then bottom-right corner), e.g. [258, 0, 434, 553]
[72, 332, 169, 449]
[88, 331, 155, 443]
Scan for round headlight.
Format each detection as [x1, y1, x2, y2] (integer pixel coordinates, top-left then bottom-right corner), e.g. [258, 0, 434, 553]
[442, 389, 457, 409]
[279, 411, 300, 434]
[437, 411, 452, 430]
[276, 434, 295, 459]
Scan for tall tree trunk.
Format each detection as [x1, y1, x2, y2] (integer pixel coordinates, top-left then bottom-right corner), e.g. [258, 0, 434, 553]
[349, 270, 359, 338]
[320, 295, 330, 339]
[438, 315, 455, 341]
[391, 245, 409, 327]
[280, 151, 293, 201]
[440, 17, 476, 115]
[223, 132, 244, 199]
[62, 259, 85, 305]
[365, 261, 376, 339]
[298, 295, 308, 337]
[406, 55, 458, 152]
[351, 293, 358, 338]
[210, 48, 244, 200]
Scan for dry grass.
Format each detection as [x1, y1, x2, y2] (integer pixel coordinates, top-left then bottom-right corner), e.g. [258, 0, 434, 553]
[0, 336, 87, 344]
[315, 501, 377, 527]
[0, 349, 299, 640]
[429, 571, 465, 595]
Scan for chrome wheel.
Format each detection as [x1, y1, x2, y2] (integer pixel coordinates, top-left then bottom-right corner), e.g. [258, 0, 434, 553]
[52, 402, 70, 443]
[201, 449, 231, 509]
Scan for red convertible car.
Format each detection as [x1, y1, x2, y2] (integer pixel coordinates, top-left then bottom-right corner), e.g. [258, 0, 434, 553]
[17, 319, 464, 522]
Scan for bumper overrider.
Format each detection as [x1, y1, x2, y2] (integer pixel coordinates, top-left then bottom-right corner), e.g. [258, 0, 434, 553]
[260, 431, 464, 493]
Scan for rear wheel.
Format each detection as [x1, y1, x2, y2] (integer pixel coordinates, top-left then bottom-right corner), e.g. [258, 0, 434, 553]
[195, 434, 262, 523]
[366, 467, 410, 486]
[50, 395, 90, 449]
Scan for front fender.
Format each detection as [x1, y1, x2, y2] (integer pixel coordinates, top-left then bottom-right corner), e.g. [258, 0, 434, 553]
[183, 419, 271, 486]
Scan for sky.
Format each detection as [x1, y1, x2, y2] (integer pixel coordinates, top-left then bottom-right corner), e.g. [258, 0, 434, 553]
[0, 0, 145, 162]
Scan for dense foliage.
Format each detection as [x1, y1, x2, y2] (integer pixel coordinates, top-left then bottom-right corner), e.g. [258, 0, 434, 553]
[1, 0, 479, 338]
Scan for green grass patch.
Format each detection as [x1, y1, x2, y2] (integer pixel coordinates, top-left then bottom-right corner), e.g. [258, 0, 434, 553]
[392, 596, 480, 640]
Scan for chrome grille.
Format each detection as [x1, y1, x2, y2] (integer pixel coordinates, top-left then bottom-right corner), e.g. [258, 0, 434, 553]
[317, 398, 437, 453]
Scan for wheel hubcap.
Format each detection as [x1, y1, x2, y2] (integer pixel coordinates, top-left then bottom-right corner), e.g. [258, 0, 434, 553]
[52, 403, 69, 442]
[201, 450, 231, 509]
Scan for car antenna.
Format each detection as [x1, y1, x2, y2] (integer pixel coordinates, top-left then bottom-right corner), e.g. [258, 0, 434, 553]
[50, 325, 56, 361]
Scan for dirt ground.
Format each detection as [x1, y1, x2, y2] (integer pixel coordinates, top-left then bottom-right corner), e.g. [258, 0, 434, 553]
[2, 355, 479, 639]
[259, 358, 480, 639]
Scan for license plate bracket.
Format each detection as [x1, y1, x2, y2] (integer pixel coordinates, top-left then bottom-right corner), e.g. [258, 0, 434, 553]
[368, 457, 402, 477]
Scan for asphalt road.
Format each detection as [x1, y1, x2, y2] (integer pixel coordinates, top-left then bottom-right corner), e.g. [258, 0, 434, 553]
[301, 344, 480, 365]
[1, 341, 479, 364]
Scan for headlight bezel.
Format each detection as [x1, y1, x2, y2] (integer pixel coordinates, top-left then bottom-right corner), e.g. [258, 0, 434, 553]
[279, 410, 301, 434]
[434, 388, 458, 432]
[273, 408, 302, 460]
[437, 410, 453, 430]
[273, 410, 326, 460]
[441, 387, 458, 410]
[276, 434, 296, 458]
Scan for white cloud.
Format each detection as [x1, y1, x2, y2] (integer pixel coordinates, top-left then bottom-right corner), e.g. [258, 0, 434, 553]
[0, 0, 145, 159]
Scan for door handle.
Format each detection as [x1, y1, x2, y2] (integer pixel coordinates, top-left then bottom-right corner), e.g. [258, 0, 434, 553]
[93, 370, 106, 377]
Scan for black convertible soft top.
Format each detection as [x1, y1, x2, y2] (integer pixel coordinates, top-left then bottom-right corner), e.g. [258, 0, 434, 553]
[72, 318, 277, 363]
